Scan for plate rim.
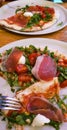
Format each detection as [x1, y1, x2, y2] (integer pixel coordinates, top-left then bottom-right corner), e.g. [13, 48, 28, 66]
[0, 38, 67, 55]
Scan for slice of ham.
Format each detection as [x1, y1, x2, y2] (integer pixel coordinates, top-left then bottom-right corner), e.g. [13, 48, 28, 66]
[32, 55, 57, 81]
[5, 48, 23, 72]
[27, 96, 64, 122]
[6, 13, 29, 27]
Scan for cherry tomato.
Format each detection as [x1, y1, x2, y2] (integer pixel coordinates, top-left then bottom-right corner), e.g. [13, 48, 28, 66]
[41, 13, 46, 18]
[28, 52, 41, 66]
[18, 74, 32, 82]
[15, 64, 28, 74]
[60, 80, 67, 88]
[44, 7, 54, 15]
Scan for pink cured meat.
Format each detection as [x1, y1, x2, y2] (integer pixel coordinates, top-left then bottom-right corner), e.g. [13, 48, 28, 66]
[5, 48, 23, 72]
[32, 55, 57, 81]
[27, 96, 63, 122]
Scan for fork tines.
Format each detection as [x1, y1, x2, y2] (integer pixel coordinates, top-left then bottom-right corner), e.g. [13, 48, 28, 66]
[0, 96, 21, 110]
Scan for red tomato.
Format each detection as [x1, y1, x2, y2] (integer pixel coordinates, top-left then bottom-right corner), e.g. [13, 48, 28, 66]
[44, 7, 55, 15]
[41, 12, 46, 18]
[28, 5, 45, 12]
[60, 80, 67, 88]
[18, 74, 32, 82]
[15, 64, 28, 74]
[28, 52, 41, 66]
[36, 5, 45, 12]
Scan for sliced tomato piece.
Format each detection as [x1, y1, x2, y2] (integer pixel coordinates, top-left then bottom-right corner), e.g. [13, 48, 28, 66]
[28, 52, 41, 66]
[18, 74, 32, 82]
[15, 64, 28, 74]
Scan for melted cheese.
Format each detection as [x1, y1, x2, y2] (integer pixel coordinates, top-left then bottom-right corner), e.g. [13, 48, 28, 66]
[23, 12, 33, 17]
[18, 55, 26, 64]
[32, 114, 50, 127]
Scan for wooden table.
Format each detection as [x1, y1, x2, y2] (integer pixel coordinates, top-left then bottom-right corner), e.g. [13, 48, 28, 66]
[0, 2, 67, 47]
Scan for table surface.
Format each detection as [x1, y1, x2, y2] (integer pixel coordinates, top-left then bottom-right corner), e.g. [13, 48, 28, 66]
[0, 2, 67, 48]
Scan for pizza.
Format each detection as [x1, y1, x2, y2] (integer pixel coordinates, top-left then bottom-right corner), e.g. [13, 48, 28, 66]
[0, 44, 67, 130]
[0, 5, 57, 32]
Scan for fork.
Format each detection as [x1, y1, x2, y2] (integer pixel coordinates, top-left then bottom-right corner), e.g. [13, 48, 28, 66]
[0, 96, 21, 110]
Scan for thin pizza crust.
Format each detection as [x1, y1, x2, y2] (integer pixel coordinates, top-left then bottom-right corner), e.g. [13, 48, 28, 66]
[16, 77, 60, 102]
[15, 124, 24, 130]
[0, 14, 57, 32]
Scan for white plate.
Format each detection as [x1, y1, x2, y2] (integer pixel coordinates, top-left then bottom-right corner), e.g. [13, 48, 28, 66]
[0, 38, 67, 130]
[0, 0, 67, 35]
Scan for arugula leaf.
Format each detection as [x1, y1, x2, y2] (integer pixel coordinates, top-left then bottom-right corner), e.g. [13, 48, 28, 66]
[44, 13, 52, 22]
[6, 48, 12, 55]
[57, 22, 63, 26]
[49, 120, 61, 130]
[3, 72, 19, 90]
[50, 95, 67, 113]
[26, 13, 42, 28]
[15, 5, 29, 14]
[57, 96, 67, 113]
[7, 112, 35, 126]
[58, 66, 67, 82]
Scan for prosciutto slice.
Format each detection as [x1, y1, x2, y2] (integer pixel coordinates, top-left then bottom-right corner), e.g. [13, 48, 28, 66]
[5, 48, 23, 72]
[32, 55, 57, 81]
[27, 96, 63, 122]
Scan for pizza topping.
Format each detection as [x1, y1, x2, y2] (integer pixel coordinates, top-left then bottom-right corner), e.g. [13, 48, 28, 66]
[18, 73, 32, 82]
[58, 57, 67, 67]
[15, 5, 29, 14]
[23, 12, 33, 17]
[31, 114, 50, 127]
[28, 52, 41, 66]
[27, 96, 64, 122]
[4, 48, 23, 72]
[6, 13, 29, 27]
[60, 80, 67, 88]
[32, 55, 57, 81]
[26, 13, 42, 28]
[57, 66, 67, 84]
[27, 5, 54, 15]
[0, 5, 56, 32]
[15, 64, 28, 74]
[18, 55, 26, 64]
